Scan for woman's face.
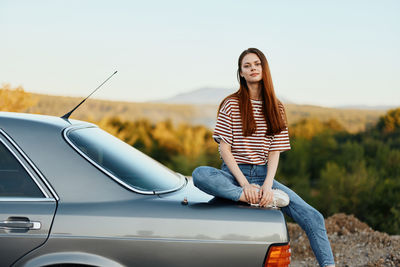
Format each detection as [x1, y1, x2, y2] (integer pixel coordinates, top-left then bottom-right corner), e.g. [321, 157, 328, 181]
[240, 53, 263, 83]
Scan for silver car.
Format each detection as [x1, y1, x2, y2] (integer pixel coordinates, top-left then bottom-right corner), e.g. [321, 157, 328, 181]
[0, 112, 290, 267]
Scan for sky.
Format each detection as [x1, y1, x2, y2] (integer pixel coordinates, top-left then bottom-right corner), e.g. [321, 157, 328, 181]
[1, 0, 399, 107]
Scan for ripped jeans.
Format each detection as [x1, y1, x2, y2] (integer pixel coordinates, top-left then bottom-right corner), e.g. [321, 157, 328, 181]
[192, 163, 335, 267]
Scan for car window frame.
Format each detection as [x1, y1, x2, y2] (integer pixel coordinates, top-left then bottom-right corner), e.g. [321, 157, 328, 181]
[63, 124, 187, 195]
[0, 129, 58, 202]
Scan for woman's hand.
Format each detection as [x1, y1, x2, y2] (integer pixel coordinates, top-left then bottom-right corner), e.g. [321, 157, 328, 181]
[259, 184, 274, 207]
[242, 184, 261, 204]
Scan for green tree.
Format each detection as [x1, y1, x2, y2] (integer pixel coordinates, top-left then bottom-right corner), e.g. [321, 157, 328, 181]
[335, 141, 365, 172]
[309, 132, 339, 181]
[377, 108, 400, 134]
[316, 161, 377, 217]
[278, 137, 312, 201]
[364, 178, 400, 234]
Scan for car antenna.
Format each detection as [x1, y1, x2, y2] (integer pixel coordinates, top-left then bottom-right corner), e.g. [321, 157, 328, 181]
[61, 70, 118, 120]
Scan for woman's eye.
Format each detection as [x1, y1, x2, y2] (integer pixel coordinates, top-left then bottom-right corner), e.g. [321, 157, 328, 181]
[256, 63, 261, 66]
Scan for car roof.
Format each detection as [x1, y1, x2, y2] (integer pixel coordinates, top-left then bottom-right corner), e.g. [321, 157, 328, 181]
[0, 112, 96, 135]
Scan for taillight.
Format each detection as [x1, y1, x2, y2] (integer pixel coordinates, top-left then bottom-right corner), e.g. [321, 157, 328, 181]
[264, 243, 291, 267]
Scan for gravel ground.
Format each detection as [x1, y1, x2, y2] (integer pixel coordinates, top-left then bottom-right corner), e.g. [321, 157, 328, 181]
[288, 213, 400, 267]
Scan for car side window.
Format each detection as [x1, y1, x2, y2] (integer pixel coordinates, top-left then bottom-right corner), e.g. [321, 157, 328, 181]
[0, 141, 44, 198]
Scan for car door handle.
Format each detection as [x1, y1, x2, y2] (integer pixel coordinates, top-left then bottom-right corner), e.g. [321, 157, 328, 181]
[0, 219, 41, 230]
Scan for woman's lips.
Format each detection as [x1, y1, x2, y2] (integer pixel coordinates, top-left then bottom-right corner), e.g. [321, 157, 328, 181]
[250, 73, 259, 77]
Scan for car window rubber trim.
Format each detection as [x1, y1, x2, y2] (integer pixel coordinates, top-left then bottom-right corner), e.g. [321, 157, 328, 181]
[0, 197, 56, 202]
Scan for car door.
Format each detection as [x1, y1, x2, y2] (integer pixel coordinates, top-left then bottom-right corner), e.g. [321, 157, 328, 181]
[0, 130, 57, 267]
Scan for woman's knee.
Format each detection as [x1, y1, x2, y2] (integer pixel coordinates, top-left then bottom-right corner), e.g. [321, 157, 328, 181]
[303, 206, 325, 228]
[192, 166, 212, 186]
[287, 200, 325, 227]
[312, 209, 325, 225]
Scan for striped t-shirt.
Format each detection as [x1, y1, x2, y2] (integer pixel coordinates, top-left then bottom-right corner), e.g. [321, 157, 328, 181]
[213, 97, 291, 165]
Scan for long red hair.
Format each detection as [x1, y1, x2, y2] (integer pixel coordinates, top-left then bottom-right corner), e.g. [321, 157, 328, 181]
[219, 48, 287, 136]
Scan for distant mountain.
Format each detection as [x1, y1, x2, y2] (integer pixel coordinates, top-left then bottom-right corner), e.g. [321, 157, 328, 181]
[159, 87, 293, 105]
[159, 87, 234, 105]
[334, 105, 397, 111]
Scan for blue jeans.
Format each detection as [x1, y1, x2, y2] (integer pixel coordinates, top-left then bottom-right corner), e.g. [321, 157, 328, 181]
[192, 163, 335, 267]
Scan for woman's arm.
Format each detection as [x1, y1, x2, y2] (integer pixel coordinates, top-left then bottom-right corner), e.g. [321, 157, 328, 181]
[220, 140, 259, 204]
[259, 151, 280, 206]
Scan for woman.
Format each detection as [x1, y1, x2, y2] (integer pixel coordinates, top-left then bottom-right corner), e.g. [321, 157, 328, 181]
[192, 48, 335, 267]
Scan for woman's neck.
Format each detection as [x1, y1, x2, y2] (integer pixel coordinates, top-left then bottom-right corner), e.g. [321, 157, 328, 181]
[247, 82, 262, 100]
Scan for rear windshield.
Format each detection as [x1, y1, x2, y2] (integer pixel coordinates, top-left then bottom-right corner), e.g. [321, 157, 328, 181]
[66, 126, 183, 193]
